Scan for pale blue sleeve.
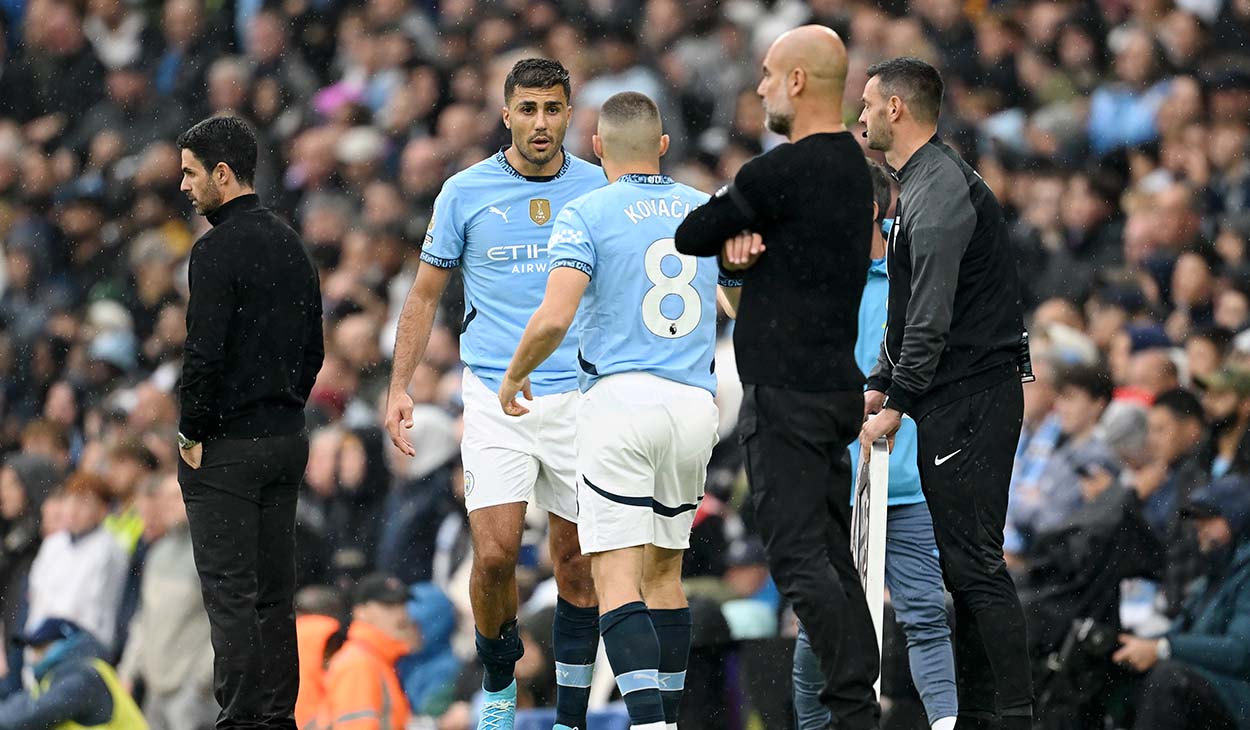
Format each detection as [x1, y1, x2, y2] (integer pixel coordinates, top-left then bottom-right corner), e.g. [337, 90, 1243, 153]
[420, 184, 466, 268]
[548, 205, 595, 279]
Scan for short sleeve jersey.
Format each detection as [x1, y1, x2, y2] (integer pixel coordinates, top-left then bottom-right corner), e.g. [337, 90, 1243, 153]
[421, 149, 607, 395]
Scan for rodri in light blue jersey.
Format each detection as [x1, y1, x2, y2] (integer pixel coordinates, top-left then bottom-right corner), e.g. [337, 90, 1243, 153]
[547, 173, 738, 395]
[420, 149, 607, 396]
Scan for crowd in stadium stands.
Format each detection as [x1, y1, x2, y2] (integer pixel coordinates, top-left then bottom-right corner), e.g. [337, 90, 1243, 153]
[1, 0, 1249, 727]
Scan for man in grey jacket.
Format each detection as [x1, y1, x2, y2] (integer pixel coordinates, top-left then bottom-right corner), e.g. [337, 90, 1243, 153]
[119, 473, 217, 730]
[858, 57, 1034, 730]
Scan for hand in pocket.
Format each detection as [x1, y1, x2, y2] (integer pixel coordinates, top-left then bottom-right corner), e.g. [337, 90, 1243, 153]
[180, 443, 203, 470]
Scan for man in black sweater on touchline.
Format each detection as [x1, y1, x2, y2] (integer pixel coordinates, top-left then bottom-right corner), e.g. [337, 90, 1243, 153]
[857, 58, 1034, 730]
[176, 115, 324, 730]
[675, 25, 880, 730]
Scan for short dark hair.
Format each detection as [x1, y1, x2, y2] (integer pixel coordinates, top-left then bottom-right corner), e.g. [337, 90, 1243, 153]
[865, 57, 944, 125]
[504, 58, 571, 104]
[866, 160, 893, 223]
[176, 116, 258, 187]
[1056, 364, 1114, 404]
[599, 91, 660, 127]
[1153, 388, 1205, 423]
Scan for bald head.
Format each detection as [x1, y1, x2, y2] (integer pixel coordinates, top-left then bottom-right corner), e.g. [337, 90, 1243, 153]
[758, 25, 848, 138]
[769, 25, 848, 97]
[596, 91, 665, 163]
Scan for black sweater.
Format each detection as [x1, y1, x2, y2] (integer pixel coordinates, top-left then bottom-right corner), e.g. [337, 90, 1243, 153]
[865, 138, 1024, 419]
[179, 194, 324, 442]
[675, 132, 873, 391]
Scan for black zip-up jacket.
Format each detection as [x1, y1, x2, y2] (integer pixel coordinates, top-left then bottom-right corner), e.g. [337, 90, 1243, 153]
[179, 194, 324, 442]
[865, 138, 1024, 419]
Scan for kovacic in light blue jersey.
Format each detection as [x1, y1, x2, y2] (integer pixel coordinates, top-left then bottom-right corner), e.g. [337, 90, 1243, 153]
[547, 173, 737, 395]
[421, 149, 607, 396]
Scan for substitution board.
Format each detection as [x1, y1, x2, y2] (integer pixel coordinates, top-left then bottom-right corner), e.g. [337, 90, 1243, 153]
[851, 439, 889, 697]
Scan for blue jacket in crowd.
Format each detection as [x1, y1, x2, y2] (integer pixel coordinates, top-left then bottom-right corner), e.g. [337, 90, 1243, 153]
[399, 582, 461, 717]
[1167, 478, 1250, 728]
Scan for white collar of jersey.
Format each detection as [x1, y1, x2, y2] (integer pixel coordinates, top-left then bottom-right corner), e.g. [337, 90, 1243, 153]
[618, 173, 674, 185]
[494, 146, 572, 181]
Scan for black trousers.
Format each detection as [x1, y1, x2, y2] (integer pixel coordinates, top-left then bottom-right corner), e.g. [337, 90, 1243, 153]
[740, 385, 880, 730]
[179, 432, 309, 730]
[914, 378, 1033, 723]
[1133, 661, 1237, 730]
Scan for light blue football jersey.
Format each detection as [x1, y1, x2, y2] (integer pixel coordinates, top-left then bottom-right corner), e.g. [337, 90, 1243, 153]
[421, 149, 607, 396]
[548, 173, 736, 395]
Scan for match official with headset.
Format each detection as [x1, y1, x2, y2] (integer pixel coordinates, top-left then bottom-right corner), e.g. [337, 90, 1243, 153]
[176, 116, 324, 730]
[676, 25, 880, 730]
[857, 58, 1035, 730]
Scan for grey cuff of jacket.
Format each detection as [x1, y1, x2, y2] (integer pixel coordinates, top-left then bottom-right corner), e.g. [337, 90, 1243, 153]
[865, 374, 893, 394]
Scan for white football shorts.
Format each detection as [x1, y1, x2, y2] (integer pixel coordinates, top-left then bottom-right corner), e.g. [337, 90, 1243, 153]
[576, 372, 719, 554]
[460, 368, 579, 522]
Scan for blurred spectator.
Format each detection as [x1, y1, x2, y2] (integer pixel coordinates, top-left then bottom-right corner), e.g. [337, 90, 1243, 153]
[103, 440, 157, 553]
[375, 405, 461, 586]
[65, 59, 185, 159]
[718, 538, 779, 640]
[0, 453, 60, 692]
[326, 427, 390, 584]
[117, 474, 216, 730]
[1199, 366, 1250, 478]
[25, 471, 129, 651]
[152, 0, 218, 116]
[1135, 389, 1209, 538]
[294, 585, 349, 730]
[1088, 26, 1173, 155]
[0, 618, 145, 729]
[18, 1, 106, 145]
[245, 8, 318, 104]
[1113, 477, 1250, 729]
[316, 574, 418, 730]
[82, 0, 156, 71]
[400, 582, 460, 719]
[1007, 363, 1119, 558]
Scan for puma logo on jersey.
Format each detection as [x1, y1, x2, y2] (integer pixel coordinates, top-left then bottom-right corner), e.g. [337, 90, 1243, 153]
[489, 206, 511, 222]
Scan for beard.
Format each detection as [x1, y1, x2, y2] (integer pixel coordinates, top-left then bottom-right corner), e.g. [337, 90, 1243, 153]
[516, 135, 561, 168]
[192, 180, 224, 215]
[866, 120, 894, 152]
[765, 110, 794, 137]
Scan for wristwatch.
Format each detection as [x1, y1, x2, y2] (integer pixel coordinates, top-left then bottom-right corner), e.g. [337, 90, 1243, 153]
[177, 432, 199, 450]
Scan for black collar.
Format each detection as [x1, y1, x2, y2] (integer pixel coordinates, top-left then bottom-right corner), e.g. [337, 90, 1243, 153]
[206, 193, 262, 227]
[618, 173, 673, 185]
[495, 147, 572, 182]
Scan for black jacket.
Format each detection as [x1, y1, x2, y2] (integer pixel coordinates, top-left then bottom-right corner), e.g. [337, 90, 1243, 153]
[866, 138, 1025, 419]
[675, 131, 873, 391]
[179, 194, 324, 442]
